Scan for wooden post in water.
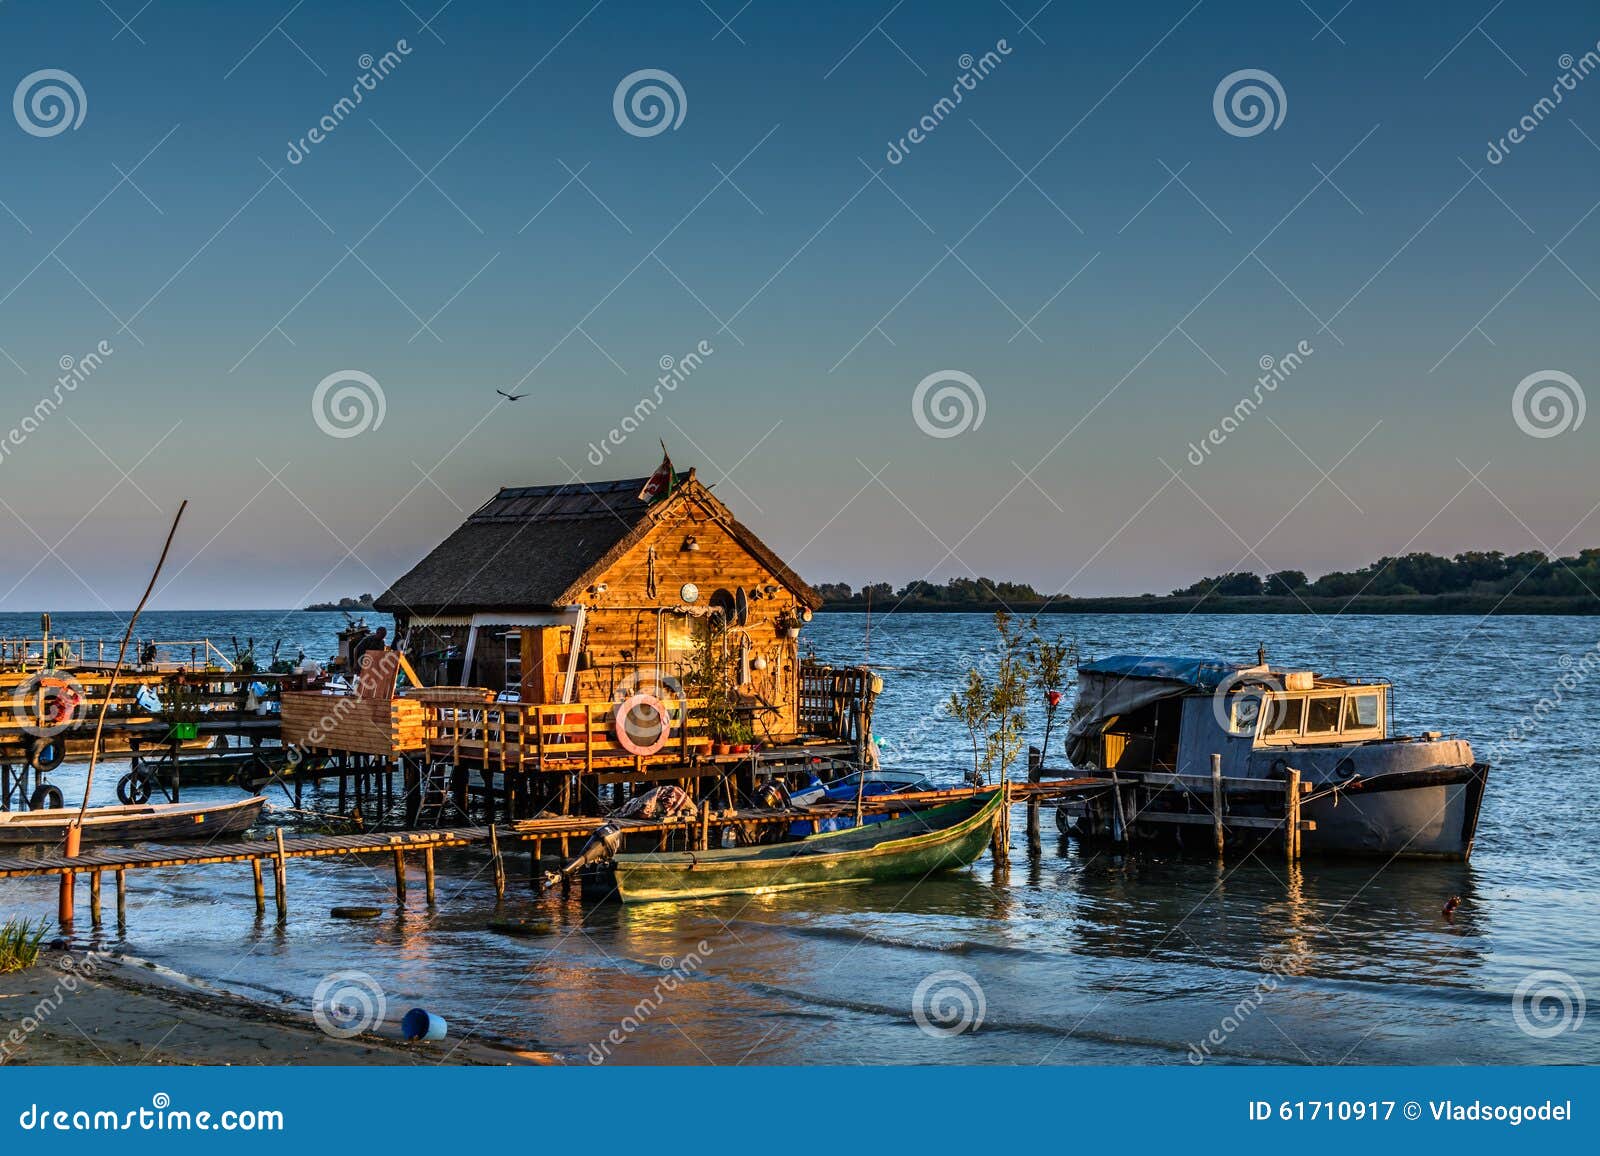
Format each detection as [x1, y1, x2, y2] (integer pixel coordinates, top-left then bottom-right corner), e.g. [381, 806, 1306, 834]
[423, 846, 436, 906]
[116, 869, 126, 926]
[272, 828, 288, 919]
[1211, 753, 1224, 857]
[89, 870, 102, 927]
[1026, 746, 1043, 857]
[251, 858, 265, 914]
[1285, 768, 1302, 862]
[1108, 770, 1127, 845]
[392, 849, 407, 904]
[489, 824, 506, 899]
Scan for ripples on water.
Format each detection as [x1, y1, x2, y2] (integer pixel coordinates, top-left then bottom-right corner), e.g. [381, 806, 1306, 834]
[2, 610, 1596, 1064]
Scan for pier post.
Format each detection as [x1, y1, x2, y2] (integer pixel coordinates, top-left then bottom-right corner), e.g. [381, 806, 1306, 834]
[1285, 768, 1301, 862]
[423, 846, 436, 906]
[489, 824, 506, 900]
[90, 870, 102, 927]
[272, 828, 288, 920]
[392, 849, 407, 905]
[116, 869, 126, 926]
[1211, 753, 1224, 857]
[1108, 771, 1127, 845]
[251, 858, 265, 914]
[1026, 746, 1042, 857]
[58, 826, 80, 926]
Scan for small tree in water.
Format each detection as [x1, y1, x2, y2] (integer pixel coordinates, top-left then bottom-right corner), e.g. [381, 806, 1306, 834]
[947, 612, 1032, 787]
[1027, 618, 1077, 764]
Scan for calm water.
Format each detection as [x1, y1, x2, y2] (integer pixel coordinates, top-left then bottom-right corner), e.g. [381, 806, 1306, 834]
[2, 609, 1598, 1065]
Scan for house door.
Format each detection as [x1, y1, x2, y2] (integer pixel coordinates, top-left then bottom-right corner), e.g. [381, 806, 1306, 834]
[519, 626, 565, 703]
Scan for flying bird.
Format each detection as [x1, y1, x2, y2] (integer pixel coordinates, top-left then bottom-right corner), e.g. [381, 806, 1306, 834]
[496, 389, 527, 401]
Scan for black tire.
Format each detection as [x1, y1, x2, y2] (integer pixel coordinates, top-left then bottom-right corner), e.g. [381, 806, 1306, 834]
[117, 772, 153, 805]
[28, 784, 64, 811]
[29, 740, 64, 774]
[1055, 806, 1072, 834]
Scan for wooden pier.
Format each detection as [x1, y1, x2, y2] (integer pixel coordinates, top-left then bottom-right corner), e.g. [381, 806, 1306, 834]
[0, 781, 1093, 924]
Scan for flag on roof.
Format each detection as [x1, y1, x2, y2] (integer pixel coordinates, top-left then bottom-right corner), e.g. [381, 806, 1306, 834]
[637, 444, 675, 504]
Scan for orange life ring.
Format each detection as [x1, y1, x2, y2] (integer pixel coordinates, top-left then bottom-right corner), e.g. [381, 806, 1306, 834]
[613, 693, 670, 756]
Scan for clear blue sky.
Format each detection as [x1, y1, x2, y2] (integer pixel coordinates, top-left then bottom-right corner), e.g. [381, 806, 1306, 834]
[1, 0, 1596, 609]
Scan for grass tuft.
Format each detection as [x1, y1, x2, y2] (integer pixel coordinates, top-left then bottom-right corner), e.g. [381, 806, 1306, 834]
[0, 918, 49, 973]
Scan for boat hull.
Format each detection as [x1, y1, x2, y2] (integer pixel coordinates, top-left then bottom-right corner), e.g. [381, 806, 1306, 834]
[0, 797, 267, 845]
[614, 790, 1002, 903]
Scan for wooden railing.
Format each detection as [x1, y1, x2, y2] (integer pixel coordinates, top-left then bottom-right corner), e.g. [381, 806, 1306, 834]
[423, 697, 713, 773]
[798, 661, 877, 745]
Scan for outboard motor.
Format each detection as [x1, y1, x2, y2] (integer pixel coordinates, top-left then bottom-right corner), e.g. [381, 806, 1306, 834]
[752, 781, 791, 811]
[541, 821, 624, 889]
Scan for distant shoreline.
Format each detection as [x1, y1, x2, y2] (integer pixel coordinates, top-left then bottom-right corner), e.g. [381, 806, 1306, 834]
[818, 594, 1600, 615]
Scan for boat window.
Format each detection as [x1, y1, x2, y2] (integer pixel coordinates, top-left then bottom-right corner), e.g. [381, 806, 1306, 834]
[1344, 693, 1381, 730]
[1305, 695, 1342, 733]
[1265, 695, 1304, 736]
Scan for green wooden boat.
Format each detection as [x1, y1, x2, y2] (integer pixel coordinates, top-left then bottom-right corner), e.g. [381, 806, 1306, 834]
[613, 788, 1005, 904]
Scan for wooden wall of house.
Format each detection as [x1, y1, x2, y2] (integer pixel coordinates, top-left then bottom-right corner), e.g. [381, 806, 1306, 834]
[570, 493, 808, 739]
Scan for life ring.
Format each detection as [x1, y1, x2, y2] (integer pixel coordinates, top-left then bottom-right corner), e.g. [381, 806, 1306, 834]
[117, 772, 153, 805]
[613, 693, 670, 756]
[29, 738, 64, 773]
[28, 783, 64, 811]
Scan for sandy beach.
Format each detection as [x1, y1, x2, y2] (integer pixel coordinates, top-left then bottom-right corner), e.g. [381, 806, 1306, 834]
[0, 951, 540, 1066]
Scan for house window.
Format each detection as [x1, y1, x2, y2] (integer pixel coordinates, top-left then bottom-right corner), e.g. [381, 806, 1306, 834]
[662, 614, 706, 679]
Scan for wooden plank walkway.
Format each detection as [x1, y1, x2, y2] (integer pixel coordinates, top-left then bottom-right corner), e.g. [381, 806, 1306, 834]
[0, 780, 1099, 880]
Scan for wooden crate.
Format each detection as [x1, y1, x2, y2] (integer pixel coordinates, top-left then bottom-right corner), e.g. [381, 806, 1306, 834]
[281, 690, 427, 756]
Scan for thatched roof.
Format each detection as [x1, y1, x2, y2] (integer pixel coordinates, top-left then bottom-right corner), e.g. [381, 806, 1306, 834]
[375, 471, 821, 616]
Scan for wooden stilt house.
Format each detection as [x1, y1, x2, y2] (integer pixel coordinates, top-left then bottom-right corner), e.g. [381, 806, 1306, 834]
[375, 467, 824, 742]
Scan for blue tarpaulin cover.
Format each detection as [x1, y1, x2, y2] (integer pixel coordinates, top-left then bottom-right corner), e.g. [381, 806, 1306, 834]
[1076, 655, 1250, 691]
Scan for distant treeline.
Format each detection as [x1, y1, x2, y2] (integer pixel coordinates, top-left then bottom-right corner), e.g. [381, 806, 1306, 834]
[815, 550, 1600, 613]
[304, 594, 376, 612]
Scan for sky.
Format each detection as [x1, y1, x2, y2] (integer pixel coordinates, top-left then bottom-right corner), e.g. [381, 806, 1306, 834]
[0, 0, 1597, 609]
